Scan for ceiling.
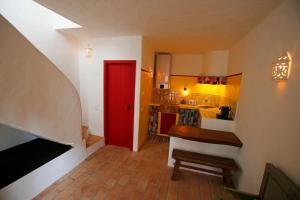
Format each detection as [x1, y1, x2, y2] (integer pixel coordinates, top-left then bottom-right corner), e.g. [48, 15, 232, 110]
[35, 0, 283, 53]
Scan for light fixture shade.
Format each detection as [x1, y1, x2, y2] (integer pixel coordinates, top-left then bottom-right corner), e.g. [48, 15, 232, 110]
[272, 52, 291, 81]
[182, 87, 189, 96]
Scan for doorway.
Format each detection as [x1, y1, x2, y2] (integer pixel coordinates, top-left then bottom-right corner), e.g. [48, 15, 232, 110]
[104, 60, 136, 150]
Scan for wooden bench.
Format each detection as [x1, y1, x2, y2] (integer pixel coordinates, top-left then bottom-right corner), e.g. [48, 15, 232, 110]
[171, 149, 239, 187]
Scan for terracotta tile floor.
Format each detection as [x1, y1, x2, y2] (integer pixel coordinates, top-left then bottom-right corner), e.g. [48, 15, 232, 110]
[34, 141, 234, 200]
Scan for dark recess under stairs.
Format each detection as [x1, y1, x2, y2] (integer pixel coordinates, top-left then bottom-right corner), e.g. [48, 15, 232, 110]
[0, 138, 72, 189]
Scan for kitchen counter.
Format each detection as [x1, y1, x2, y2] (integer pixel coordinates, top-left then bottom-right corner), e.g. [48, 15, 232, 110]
[150, 103, 220, 119]
[168, 125, 242, 147]
[178, 104, 198, 109]
[180, 105, 220, 119]
[167, 125, 242, 171]
[199, 107, 219, 118]
[172, 104, 220, 119]
[149, 103, 235, 134]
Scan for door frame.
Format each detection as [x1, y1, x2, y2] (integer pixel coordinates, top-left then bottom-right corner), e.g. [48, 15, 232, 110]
[103, 60, 136, 150]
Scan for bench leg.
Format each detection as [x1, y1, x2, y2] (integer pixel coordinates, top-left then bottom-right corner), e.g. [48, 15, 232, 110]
[171, 160, 180, 181]
[222, 169, 232, 187]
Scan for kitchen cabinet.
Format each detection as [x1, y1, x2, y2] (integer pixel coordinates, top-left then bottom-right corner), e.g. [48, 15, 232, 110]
[148, 104, 179, 136]
[178, 108, 200, 127]
[160, 113, 177, 135]
[148, 105, 160, 135]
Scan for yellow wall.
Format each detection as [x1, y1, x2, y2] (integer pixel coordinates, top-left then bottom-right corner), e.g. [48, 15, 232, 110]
[222, 74, 242, 102]
[139, 37, 154, 150]
[220, 74, 242, 119]
[169, 75, 242, 119]
[138, 71, 153, 149]
[0, 15, 82, 146]
[170, 76, 226, 96]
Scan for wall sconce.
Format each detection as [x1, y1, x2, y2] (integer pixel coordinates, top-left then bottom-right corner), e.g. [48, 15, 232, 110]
[85, 45, 93, 58]
[182, 87, 189, 96]
[272, 52, 291, 81]
[149, 69, 153, 78]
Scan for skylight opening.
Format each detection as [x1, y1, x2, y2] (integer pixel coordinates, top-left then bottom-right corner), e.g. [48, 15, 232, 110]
[32, 0, 82, 29]
[50, 9, 82, 29]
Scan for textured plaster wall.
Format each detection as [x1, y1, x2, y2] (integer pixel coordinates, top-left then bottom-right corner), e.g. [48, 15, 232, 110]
[171, 54, 203, 76]
[0, 15, 82, 146]
[0, 0, 80, 92]
[0, 123, 37, 151]
[228, 0, 300, 193]
[203, 50, 229, 76]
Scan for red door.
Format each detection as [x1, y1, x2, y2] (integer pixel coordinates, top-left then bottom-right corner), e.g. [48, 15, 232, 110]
[104, 60, 136, 150]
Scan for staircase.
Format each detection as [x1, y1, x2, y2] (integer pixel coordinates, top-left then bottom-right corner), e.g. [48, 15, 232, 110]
[82, 126, 102, 147]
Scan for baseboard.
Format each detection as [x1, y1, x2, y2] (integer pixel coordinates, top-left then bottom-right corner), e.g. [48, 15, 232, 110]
[86, 139, 104, 157]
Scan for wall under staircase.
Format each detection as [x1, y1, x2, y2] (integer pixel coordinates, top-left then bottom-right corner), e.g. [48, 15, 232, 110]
[0, 15, 86, 200]
[0, 15, 82, 146]
[0, 0, 80, 92]
[0, 123, 37, 151]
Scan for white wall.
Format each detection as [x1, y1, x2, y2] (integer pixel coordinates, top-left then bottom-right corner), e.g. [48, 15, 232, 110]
[0, 123, 37, 151]
[171, 54, 203, 76]
[79, 36, 142, 151]
[170, 51, 228, 76]
[0, 15, 88, 199]
[203, 50, 229, 76]
[0, 0, 80, 91]
[0, 15, 82, 146]
[200, 118, 235, 132]
[168, 137, 240, 176]
[228, 0, 300, 193]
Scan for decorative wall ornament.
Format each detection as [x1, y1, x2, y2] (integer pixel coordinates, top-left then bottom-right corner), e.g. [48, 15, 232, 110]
[85, 45, 93, 58]
[272, 52, 291, 81]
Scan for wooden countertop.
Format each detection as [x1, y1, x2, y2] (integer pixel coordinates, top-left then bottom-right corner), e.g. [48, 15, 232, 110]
[148, 103, 160, 106]
[168, 125, 243, 147]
